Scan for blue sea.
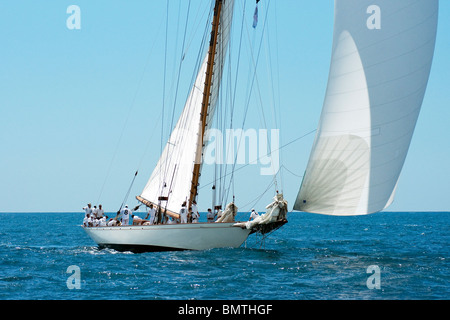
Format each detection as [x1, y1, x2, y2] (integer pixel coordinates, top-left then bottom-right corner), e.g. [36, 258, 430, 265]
[0, 211, 448, 301]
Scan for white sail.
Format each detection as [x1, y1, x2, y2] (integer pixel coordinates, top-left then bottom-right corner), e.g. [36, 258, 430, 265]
[139, 0, 235, 214]
[294, 0, 438, 215]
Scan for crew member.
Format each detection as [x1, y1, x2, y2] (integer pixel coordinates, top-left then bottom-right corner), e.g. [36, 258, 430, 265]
[145, 204, 156, 225]
[249, 208, 259, 221]
[179, 201, 187, 224]
[120, 205, 132, 225]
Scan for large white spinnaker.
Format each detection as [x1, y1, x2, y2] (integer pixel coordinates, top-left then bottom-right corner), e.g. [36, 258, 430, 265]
[294, 0, 438, 215]
[138, 0, 235, 214]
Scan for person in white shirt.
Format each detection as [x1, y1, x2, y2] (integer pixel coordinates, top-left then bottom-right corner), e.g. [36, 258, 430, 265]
[83, 214, 91, 227]
[179, 201, 188, 224]
[207, 208, 215, 223]
[99, 216, 107, 227]
[107, 218, 117, 227]
[97, 204, 104, 218]
[132, 214, 144, 225]
[92, 206, 98, 218]
[145, 204, 156, 225]
[191, 200, 199, 222]
[191, 208, 199, 223]
[86, 215, 94, 227]
[249, 208, 259, 221]
[83, 203, 92, 217]
[120, 205, 132, 225]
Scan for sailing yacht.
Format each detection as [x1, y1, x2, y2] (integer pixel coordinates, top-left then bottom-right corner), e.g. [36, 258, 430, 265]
[83, 0, 288, 252]
[84, 0, 438, 252]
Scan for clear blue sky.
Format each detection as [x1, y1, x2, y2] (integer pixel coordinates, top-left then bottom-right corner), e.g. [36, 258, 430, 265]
[0, 1, 449, 213]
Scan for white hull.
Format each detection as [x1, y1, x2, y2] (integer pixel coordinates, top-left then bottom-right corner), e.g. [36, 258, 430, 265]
[83, 222, 252, 252]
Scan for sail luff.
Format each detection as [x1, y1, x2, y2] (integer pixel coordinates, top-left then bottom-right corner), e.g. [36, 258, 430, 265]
[294, 0, 438, 216]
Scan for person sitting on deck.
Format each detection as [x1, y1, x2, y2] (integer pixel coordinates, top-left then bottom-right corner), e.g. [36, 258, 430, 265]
[132, 214, 144, 225]
[99, 216, 107, 227]
[83, 214, 91, 227]
[107, 218, 118, 226]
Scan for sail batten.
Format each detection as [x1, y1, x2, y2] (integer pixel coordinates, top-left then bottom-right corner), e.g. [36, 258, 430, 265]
[294, 0, 438, 216]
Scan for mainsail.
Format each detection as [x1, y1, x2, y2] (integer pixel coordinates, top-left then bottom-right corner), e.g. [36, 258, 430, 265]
[294, 0, 438, 215]
[138, 0, 235, 215]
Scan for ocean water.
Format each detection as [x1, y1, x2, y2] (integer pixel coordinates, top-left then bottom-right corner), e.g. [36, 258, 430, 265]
[0, 211, 448, 300]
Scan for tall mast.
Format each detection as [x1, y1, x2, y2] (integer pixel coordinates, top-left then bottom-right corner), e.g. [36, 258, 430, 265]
[189, 0, 223, 206]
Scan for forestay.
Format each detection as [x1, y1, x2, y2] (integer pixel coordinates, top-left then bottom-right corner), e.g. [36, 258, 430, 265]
[294, 0, 438, 215]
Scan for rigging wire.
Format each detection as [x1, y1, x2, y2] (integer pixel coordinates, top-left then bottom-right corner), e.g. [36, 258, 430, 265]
[262, 2, 283, 192]
[272, 0, 284, 193]
[248, 0, 282, 194]
[169, 0, 191, 136]
[140, 1, 214, 210]
[238, 176, 276, 211]
[182, 3, 211, 63]
[215, 0, 247, 209]
[135, 110, 164, 172]
[159, 0, 170, 189]
[224, 0, 272, 204]
[160, 0, 192, 197]
[200, 129, 317, 192]
[96, 10, 166, 205]
[118, 170, 138, 212]
[279, 164, 304, 178]
[155, 1, 213, 201]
